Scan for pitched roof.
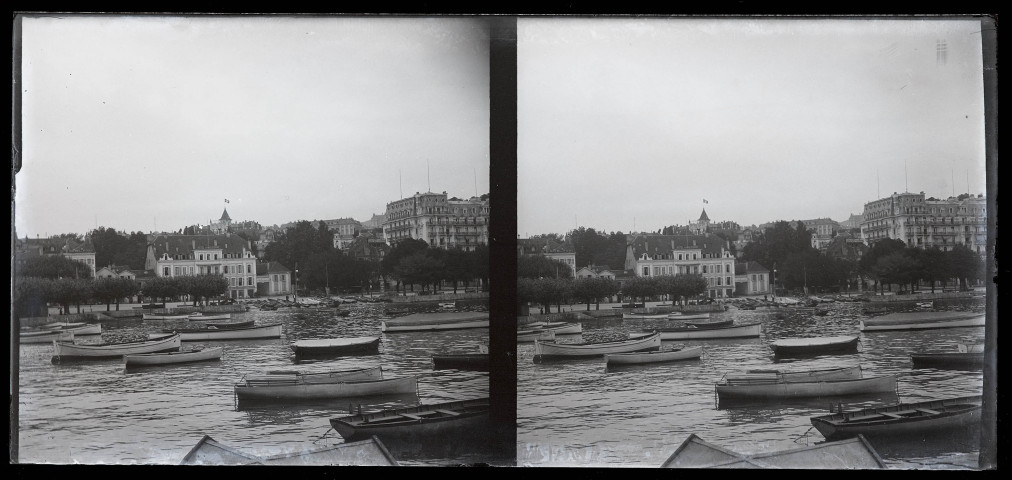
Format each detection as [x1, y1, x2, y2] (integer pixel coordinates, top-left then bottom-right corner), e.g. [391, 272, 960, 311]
[628, 234, 726, 258]
[256, 261, 292, 275]
[150, 234, 249, 258]
[220, 208, 231, 222]
[698, 209, 710, 222]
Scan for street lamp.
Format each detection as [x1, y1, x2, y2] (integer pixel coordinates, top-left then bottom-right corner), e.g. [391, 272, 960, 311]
[294, 266, 299, 304]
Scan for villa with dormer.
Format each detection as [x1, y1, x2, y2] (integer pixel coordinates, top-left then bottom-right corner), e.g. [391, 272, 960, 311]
[625, 232, 737, 299]
[144, 233, 259, 299]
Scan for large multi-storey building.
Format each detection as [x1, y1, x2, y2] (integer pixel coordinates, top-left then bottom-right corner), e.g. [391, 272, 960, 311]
[144, 233, 259, 299]
[860, 191, 987, 256]
[625, 233, 737, 299]
[15, 235, 98, 278]
[321, 218, 362, 250]
[382, 191, 489, 252]
[800, 218, 840, 251]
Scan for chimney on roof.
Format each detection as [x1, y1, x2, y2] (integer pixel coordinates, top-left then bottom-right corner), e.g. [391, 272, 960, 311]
[192, 239, 196, 249]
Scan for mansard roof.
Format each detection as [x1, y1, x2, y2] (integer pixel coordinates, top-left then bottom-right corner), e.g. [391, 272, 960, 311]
[150, 234, 249, 258]
[628, 234, 726, 258]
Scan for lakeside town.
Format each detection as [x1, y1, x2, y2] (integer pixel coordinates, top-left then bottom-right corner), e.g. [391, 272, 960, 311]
[515, 188, 990, 469]
[517, 189, 987, 313]
[14, 191, 491, 320]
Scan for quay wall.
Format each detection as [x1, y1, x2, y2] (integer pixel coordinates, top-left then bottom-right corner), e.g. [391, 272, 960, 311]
[386, 292, 489, 304]
[861, 291, 978, 304]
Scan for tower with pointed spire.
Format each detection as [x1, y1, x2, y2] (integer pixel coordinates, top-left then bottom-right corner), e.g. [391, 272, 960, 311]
[689, 208, 711, 234]
[210, 207, 233, 234]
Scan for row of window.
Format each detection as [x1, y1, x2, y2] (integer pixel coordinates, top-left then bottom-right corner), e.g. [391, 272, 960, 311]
[229, 276, 254, 287]
[706, 276, 733, 286]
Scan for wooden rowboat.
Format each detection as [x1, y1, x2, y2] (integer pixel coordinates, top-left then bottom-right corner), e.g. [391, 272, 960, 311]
[810, 395, 983, 441]
[234, 367, 415, 405]
[517, 329, 555, 343]
[645, 322, 761, 340]
[291, 337, 380, 359]
[660, 434, 886, 469]
[723, 365, 864, 384]
[431, 353, 490, 371]
[524, 321, 582, 335]
[179, 434, 399, 466]
[124, 346, 223, 368]
[150, 323, 283, 341]
[329, 397, 490, 441]
[143, 313, 192, 320]
[910, 343, 985, 370]
[380, 312, 489, 333]
[534, 332, 661, 360]
[682, 319, 733, 329]
[160, 320, 255, 332]
[605, 345, 703, 366]
[666, 312, 711, 320]
[622, 313, 670, 320]
[52, 333, 181, 363]
[40, 321, 89, 330]
[859, 311, 985, 332]
[769, 335, 859, 356]
[715, 374, 898, 402]
[20, 330, 74, 344]
[187, 313, 233, 321]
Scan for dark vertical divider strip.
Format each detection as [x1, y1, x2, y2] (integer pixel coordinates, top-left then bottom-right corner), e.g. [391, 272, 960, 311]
[488, 16, 518, 466]
[978, 14, 997, 471]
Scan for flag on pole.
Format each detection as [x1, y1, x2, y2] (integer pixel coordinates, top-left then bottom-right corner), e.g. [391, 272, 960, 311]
[225, 198, 230, 203]
[703, 199, 708, 204]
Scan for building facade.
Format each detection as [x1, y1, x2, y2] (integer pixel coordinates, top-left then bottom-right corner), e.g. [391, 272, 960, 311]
[15, 236, 98, 278]
[382, 192, 489, 252]
[322, 218, 362, 250]
[734, 261, 771, 296]
[256, 261, 292, 296]
[800, 218, 840, 251]
[625, 233, 737, 299]
[860, 192, 987, 256]
[144, 233, 259, 298]
[209, 208, 233, 235]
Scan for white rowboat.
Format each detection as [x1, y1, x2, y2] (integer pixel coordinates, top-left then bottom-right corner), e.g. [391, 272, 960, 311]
[52, 334, 181, 362]
[648, 322, 762, 340]
[517, 329, 555, 343]
[605, 346, 703, 365]
[21, 330, 74, 344]
[188, 313, 233, 321]
[124, 346, 223, 367]
[524, 321, 582, 335]
[149, 323, 283, 341]
[235, 369, 415, 405]
[534, 332, 661, 359]
[667, 312, 711, 320]
[622, 313, 670, 320]
[143, 313, 192, 320]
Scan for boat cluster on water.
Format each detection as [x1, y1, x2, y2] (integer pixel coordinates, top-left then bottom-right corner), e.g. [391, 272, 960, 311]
[23, 307, 493, 465]
[525, 306, 987, 466]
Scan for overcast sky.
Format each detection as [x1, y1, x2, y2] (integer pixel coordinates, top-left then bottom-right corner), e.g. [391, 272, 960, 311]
[517, 18, 987, 237]
[16, 15, 490, 238]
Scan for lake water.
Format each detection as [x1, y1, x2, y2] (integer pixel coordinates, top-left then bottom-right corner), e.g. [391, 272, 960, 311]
[517, 301, 987, 469]
[16, 302, 500, 466]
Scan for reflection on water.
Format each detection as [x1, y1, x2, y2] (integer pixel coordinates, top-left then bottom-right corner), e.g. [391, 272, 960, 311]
[240, 393, 420, 427]
[518, 301, 986, 469]
[18, 303, 492, 466]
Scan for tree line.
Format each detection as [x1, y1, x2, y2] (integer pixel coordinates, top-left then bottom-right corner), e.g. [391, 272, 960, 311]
[516, 254, 708, 313]
[262, 221, 489, 296]
[13, 255, 230, 317]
